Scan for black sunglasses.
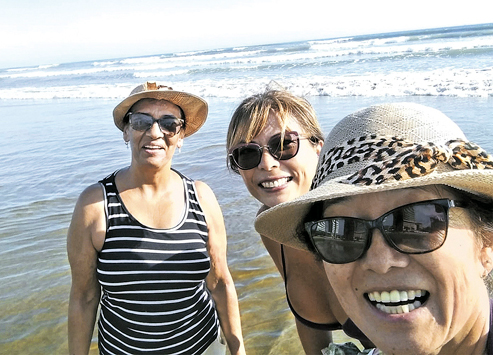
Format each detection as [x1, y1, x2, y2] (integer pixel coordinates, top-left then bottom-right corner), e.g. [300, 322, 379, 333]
[305, 199, 466, 264]
[127, 112, 184, 136]
[229, 131, 307, 171]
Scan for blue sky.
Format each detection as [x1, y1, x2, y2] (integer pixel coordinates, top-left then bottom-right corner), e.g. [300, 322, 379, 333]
[1, 0, 491, 69]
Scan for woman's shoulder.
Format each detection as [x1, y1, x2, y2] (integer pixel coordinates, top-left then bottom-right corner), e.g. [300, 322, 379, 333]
[74, 183, 105, 213]
[193, 180, 217, 203]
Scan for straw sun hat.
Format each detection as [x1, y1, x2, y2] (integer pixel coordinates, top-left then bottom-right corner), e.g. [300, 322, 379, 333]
[255, 102, 493, 251]
[113, 82, 208, 137]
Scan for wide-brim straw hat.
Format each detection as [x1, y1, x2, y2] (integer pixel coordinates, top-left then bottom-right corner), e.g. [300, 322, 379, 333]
[113, 82, 208, 137]
[255, 102, 493, 251]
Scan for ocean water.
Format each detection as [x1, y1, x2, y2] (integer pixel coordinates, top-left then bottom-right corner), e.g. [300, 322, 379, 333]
[0, 23, 492, 354]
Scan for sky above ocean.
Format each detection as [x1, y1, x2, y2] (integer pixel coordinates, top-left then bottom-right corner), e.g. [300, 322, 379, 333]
[1, 0, 492, 69]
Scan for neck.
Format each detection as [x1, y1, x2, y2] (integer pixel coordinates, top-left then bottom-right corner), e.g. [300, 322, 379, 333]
[437, 296, 490, 355]
[124, 162, 174, 191]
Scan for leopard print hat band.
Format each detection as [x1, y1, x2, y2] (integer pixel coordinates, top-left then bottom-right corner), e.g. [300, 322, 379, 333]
[255, 102, 493, 251]
[312, 136, 493, 189]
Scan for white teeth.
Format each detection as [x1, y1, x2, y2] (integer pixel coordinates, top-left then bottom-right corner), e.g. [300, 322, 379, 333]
[400, 291, 408, 302]
[367, 289, 428, 314]
[390, 290, 400, 303]
[381, 291, 390, 303]
[261, 178, 289, 188]
[376, 304, 412, 314]
[374, 292, 381, 302]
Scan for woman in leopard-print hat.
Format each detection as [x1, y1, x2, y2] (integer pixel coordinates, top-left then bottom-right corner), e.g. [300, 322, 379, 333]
[256, 102, 493, 355]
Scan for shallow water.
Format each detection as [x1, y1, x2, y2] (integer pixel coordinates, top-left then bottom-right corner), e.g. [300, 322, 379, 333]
[0, 96, 492, 354]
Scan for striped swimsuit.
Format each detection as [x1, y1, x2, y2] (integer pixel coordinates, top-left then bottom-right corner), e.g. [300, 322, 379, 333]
[96, 170, 219, 354]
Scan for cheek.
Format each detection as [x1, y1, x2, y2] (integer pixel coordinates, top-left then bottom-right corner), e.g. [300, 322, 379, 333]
[292, 148, 319, 179]
[239, 170, 257, 192]
[323, 263, 353, 294]
[429, 230, 485, 297]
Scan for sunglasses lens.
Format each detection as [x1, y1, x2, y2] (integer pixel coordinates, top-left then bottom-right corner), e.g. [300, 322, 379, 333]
[130, 113, 182, 135]
[306, 200, 450, 264]
[158, 116, 182, 135]
[231, 145, 261, 170]
[383, 203, 447, 253]
[268, 132, 300, 160]
[230, 131, 301, 170]
[130, 113, 153, 131]
[308, 219, 368, 264]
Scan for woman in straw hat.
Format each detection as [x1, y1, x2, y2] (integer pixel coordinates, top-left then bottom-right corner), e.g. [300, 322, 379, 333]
[255, 102, 493, 355]
[68, 82, 245, 355]
[227, 89, 372, 353]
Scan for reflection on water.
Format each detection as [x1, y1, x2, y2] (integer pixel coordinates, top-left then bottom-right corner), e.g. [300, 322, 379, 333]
[1, 96, 492, 354]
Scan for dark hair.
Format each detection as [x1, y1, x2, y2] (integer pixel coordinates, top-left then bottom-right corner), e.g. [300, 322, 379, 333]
[122, 98, 187, 130]
[443, 187, 493, 248]
[447, 187, 493, 292]
[296, 200, 325, 256]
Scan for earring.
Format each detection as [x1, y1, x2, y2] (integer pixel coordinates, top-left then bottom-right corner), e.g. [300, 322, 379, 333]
[483, 259, 492, 278]
[125, 141, 129, 149]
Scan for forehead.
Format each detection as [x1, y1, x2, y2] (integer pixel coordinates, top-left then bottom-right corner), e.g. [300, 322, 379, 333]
[322, 186, 453, 217]
[239, 111, 304, 143]
[131, 99, 182, 117]
[261, 113, 302, 133]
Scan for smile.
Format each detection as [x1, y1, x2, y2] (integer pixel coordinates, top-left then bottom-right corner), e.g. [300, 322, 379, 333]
[260, 177, 291, 189]
[366, 289, 429, 314]
[143, 145, 163, 150]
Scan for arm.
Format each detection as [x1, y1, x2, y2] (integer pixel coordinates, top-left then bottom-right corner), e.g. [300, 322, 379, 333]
[261, 235, 343, 354]
[296, 320, 333, 355]
[67, 184, 105, 355]
[196, 181, 246, 355]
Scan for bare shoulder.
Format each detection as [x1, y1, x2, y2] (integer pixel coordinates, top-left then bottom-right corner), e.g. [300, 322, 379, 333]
[194, 180, 226, 236]
[194, 180, 220, 211]
[78, 182, 105, 205]
[68, 182, 106, 252]
[194, 180, 215, 199]
[73, 183, 105, 221]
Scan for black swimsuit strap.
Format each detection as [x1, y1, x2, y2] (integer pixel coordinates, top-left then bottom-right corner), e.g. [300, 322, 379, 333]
[280, 244, 342, 331]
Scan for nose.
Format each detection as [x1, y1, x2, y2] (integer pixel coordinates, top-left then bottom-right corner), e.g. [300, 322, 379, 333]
[147, 120, 164, 139]
[359, 229, 410, 274]
[257, 147, 280, 171]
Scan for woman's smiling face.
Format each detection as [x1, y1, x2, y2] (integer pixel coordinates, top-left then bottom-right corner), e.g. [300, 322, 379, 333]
[238, 111, 322, 208]
[321, 187, 492, 355]
[124, 99, 184, 169]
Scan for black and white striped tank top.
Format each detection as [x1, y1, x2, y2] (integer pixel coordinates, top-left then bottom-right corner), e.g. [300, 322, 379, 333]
[96, 170, 219, 354]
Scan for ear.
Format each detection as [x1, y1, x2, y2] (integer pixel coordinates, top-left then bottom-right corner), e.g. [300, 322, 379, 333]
[316, 140, 324, 156]
[480, 246, 493, 277]
[123, 124, 130, 142]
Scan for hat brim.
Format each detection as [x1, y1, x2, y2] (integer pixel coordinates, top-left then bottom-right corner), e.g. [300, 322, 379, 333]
[254, 169, 493, 251]
[113, 90, 208, 137]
